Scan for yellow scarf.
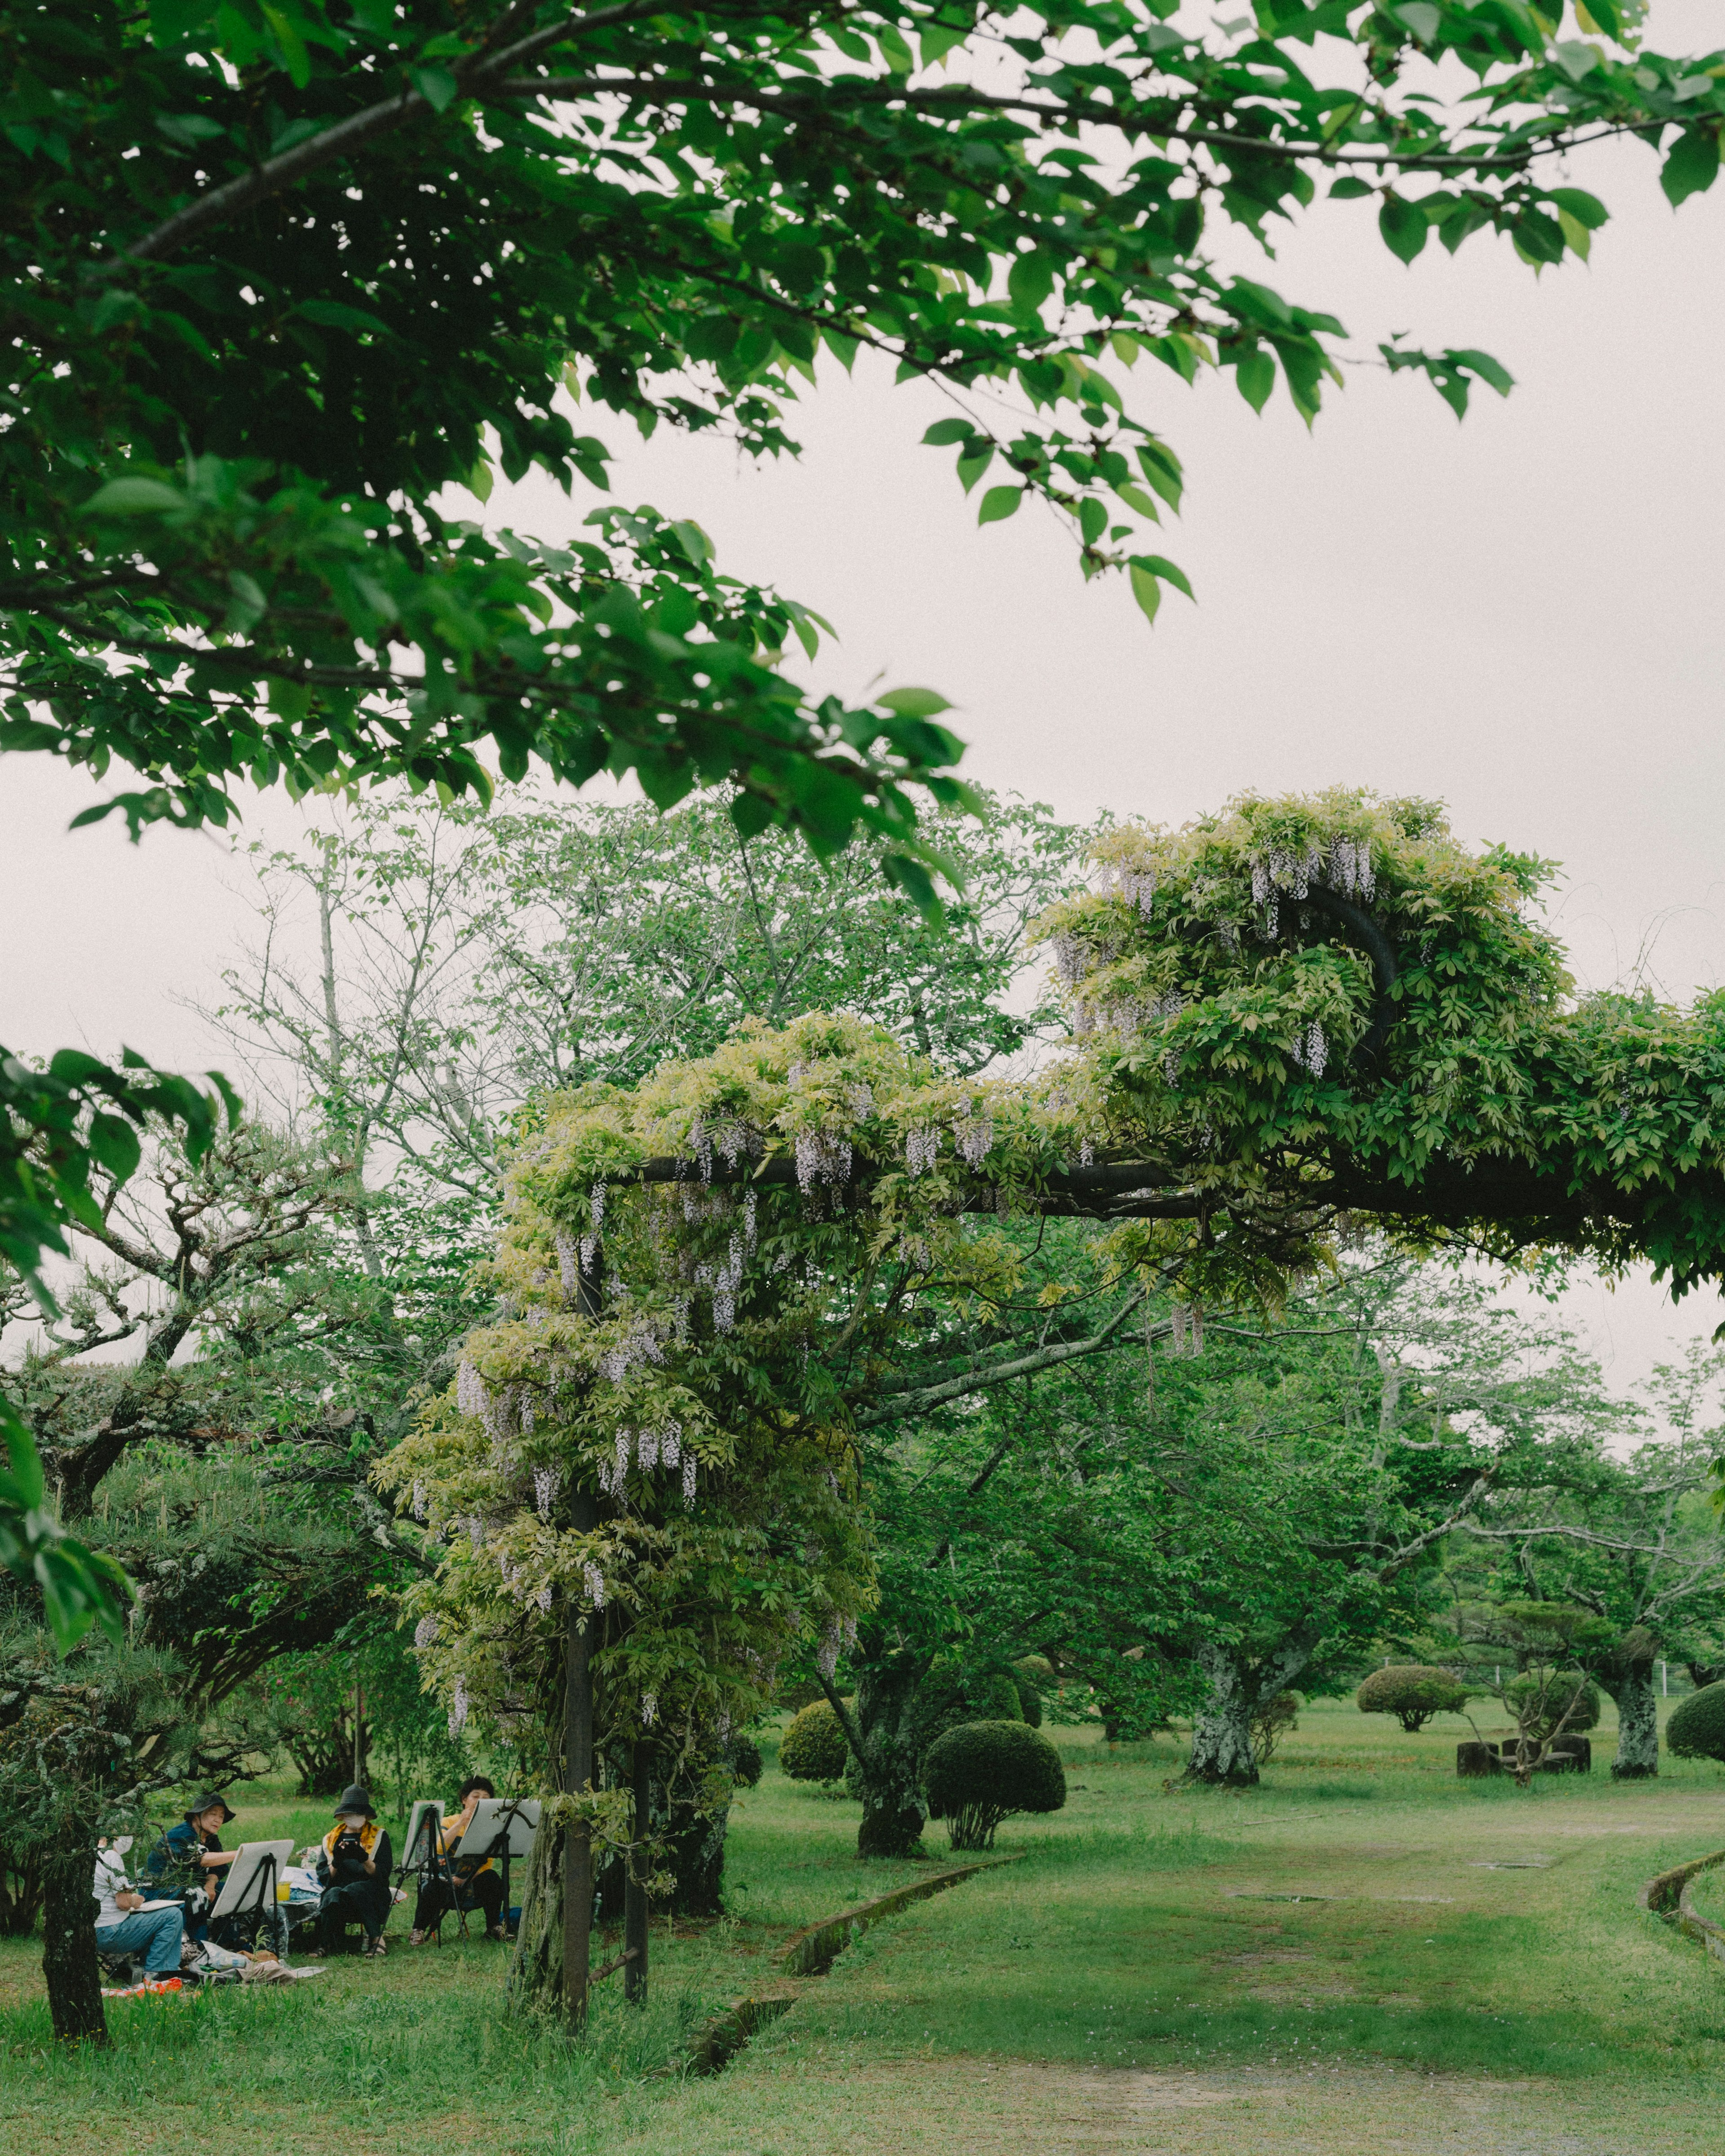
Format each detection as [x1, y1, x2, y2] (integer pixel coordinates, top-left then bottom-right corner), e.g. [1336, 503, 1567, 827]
[323, 1819, 381, 1864]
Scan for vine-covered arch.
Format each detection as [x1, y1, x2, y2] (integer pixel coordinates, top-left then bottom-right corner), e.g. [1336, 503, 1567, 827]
[384, 787, 1725, 2017]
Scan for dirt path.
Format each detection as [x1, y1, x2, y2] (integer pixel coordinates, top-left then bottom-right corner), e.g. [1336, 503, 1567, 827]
[623, 2054, 1718, 2156]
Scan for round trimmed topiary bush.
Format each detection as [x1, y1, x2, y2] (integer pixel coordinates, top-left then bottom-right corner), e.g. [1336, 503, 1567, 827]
[1505, 1670, 1600, 1741]
[779, 1699, 851, 1783]
[731, 1736, 764, 1788]
[1667, 1680, 1725, 1763]
[924, 1720, 1066, 1851]
[1356, 1665, 1470, 1732]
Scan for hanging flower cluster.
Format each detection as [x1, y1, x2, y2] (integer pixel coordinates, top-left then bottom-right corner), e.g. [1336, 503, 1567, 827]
[382, 788, 1725, 1793]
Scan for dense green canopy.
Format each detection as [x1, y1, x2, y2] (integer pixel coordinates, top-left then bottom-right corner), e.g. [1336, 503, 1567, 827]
[1, 2, 1717, 892]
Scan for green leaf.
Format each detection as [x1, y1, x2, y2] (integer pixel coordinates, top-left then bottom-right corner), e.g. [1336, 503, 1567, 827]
[81, 477, 186, 516]
[1079, 497, 1107, 546]
[155, 111, 228, 147]
[879, 687, 955, 720]
[1328, 177, 1375, 200]
[1556, 209, 1592, 261]
[955, 447, 994, 494]
[410, 64, 461, 113]
[296, 299, 391, 336]
[1128, 564, 1162, 624]
[1006, 252, 1055, 316]
[468, 456, 495, 503]
[1234, 346, 1276, 413]
[1129, 553, 1194, 602]
[977, 485, 1022, 525]
[1662, 128, 1721, 209]
[923, 418, 973, 447]
[86, 1111, 142, 1182]
[1448, 348, 1514, 396]
[1113, 482, 1163, 522]
[1379, 194, 1429, 265]
[1544, 188, 1610, 230]
[149, 0, 221, 39]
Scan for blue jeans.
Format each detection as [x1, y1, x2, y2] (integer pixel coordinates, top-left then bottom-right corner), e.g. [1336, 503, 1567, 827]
[95, 1905, 185, 1976]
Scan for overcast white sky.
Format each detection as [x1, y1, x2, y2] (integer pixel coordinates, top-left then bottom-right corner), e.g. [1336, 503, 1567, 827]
[4, 2, 1723, 1401]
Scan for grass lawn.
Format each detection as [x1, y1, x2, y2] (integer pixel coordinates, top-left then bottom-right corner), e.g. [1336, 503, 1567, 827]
[6, 1696, 1725, 2153]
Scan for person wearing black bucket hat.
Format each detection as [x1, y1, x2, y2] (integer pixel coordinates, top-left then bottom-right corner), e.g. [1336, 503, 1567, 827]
[144, 1790, 240, 1944]
[315, 1785, 394, 1957]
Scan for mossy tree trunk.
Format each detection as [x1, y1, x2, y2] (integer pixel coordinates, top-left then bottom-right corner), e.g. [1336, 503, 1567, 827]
[508, 1808, 563, 2016]
[1605, 1661, 1659, 1779]
[1184, 1636, 1315, 1788]
[832, 1657, 928, 1859]
[41, 1849, 105, 2045]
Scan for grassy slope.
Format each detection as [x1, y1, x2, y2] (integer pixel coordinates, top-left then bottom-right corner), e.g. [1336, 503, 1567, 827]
[6, 1698, 1725, 2154]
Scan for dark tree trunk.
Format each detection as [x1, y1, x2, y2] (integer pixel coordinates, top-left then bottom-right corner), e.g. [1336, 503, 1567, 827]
[598, 1751, 731, 1921]
[0, 1846, 45, 1937]
[847, 1655, 930, 1859]
[1183, 1637, 1316, 1788]
[1686, 1662, 1724, 1692]
[624, 1742, 649, 2003]
[508, 1808, 564, 2016]
[562, 1600, 594, 2030]
[287, 1709, 361, 1797]
[1599, 1629, 1659, 1780]
[41, 1851, 105, 2045]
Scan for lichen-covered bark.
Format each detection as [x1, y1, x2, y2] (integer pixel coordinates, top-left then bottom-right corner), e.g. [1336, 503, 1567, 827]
[1184, 1647, 1260, 1787]
[1598, 1628, 1659, 1780]
[1607, 1665, 1660, 1778]
[1184, 1636, 1316, 1788]
[507, 1810, 564, 2019]
[41, 1850, 105, 2044]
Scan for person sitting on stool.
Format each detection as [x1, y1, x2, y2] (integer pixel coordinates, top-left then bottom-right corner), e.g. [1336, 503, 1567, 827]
[316, 1785, 394, 1958]
[94, 1837, 185, 1984]
[146, 1792, 238, 1943]
[410, 1776, 508, 1944]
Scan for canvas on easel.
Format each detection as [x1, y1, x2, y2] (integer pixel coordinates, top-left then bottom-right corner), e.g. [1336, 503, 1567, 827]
[208, 1838, 295, 1955]
[398, 1800, 443, 1881]
[453, 1798, 540, 1930]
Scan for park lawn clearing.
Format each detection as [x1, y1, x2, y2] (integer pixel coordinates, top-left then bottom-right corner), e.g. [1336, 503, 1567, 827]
[7, 1700, 1725, 2153]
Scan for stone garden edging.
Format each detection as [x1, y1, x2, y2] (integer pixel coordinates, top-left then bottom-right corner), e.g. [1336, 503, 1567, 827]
[1638, 1847, 1725, 1964]
[671, 1854, 1021, 2076]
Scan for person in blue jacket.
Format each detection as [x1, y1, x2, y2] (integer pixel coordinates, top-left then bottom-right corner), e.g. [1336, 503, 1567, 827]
[146, 1793, 239, 1939]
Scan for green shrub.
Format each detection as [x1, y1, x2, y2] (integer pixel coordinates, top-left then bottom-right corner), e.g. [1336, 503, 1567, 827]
[779, 1699, 850, 1782]
[924, 1720, 1066, 1851]
[1356, 1664, 1470, 1732]
[1250, 1690, 1301, 1763]
[731, 1736, 764, 1788]
[1505, 1670, 1600, 1741]
[1667, 1680, 1725, 1763]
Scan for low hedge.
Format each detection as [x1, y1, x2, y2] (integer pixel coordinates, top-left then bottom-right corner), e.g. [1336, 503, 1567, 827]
[779, 1699, 850, 1783]
[1668, 1680, 1725, 1763]
[1356, 1665, 1470, 1732]
[924, 1719, 1066, 1851]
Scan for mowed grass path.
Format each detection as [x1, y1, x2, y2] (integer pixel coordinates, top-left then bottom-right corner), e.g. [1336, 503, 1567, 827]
[7, 1698, 1725, 2153]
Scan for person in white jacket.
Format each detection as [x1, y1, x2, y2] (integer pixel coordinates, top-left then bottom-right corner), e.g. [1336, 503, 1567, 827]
[93, 1837, 185, 1980]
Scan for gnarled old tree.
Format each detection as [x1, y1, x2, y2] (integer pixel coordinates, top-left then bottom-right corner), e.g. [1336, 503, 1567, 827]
[386, 788, 1725, 2017]
[1452, 1343, 1725, 1779]
[0, 1115, 456, 2040]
